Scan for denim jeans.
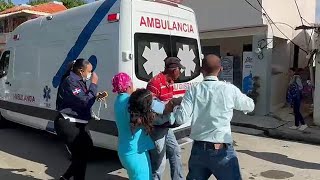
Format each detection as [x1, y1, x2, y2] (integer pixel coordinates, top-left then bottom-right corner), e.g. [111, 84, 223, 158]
[293, 96, 305, 127]
[187, 141, 242, 180]
[150, 128, 184, 180]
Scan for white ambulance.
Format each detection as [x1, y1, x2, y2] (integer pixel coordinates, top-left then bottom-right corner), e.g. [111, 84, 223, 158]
[0, 0, 202, 150]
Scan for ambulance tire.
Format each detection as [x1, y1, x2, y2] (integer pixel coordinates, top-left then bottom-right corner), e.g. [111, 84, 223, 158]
[0, 114, 7, 128]
[65, 144, 72, 160]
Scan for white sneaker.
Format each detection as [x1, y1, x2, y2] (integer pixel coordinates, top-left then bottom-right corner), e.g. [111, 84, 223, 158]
[298, 125, 308, 131]
[289, 126, 299, 130]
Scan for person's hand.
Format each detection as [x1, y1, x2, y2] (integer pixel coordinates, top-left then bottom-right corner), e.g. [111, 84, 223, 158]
[91, 72, 98, 84]
[164, 101, 174, 114]
[171, 97, 183, 106]
[97, 91, 108, 101]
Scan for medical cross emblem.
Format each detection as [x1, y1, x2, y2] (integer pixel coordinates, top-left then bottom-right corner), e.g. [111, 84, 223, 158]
[43, 86, 51, 102]
[73, 88, 81, 95]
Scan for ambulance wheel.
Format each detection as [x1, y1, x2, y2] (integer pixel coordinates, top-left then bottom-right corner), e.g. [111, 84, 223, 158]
[65, 144, 72, 160]
[0, 114, 7, 128]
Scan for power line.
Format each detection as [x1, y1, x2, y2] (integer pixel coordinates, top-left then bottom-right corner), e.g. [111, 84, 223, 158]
[263, 14, 275, 47]
[294, 0, 310, 51]
[243, 0, 262, 13]
[255, 0, 308, 53]
[302, 17, 312, 26]
[294, 0, 305, 25]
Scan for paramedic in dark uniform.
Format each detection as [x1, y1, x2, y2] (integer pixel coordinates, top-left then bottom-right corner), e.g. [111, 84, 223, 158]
[55, 58, 107, 180]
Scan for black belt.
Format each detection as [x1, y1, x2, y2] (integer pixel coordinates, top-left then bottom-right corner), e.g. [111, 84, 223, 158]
[204, 79, 217, 82]
[194, 141, 228, 150]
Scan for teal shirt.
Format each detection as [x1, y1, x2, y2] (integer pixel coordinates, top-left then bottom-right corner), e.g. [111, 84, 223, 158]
[114, 93, 155, 155]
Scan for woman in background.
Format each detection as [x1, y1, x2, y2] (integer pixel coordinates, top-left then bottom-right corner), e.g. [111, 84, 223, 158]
[287, 67, 308, 131]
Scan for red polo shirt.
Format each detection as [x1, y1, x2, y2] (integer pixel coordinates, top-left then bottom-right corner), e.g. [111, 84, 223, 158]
[147, 72, 174, 102]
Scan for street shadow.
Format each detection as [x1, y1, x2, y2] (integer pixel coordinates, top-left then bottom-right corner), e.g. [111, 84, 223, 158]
[104, 174, 128, 180]
[0, 168, 42, 180]
[0, 123, 124, 179]
[238, 150, 320, 170]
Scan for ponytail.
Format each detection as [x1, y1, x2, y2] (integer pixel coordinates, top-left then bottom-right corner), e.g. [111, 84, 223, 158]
[59, 60, 75, 87]
[59, 58, 90, 87]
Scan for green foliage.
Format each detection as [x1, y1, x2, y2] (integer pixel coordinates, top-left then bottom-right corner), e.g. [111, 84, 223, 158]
[60, 0, 87, 9]
[28, 0, 87, 9]
[28, 0, 50, 6]
[0, 0, 14, 12]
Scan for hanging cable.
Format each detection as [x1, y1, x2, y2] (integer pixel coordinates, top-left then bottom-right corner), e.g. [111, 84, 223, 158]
[294, 0, 310, 51]
[254, 0, 308, 53]
[243, 0, 262, 13]
[302, 17, 312, 26]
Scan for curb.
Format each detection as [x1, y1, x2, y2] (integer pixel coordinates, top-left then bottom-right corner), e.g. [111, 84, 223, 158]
[232, 121, 320, 145]
[267, 129, 320, 145]
[231, 122, 271, 132]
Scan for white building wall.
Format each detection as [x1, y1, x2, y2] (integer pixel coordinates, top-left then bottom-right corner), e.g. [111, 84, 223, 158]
[263, 0, 316, 40]
[182, 0, 263, 31]
[263, 0, 316, 65]
[183, 0, 316, 34]
[183, 0, 316, 115]
[201, 36, 252, 57]
[270, 38, 291, 112]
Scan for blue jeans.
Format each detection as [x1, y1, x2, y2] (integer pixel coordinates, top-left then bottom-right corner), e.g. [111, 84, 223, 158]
[150, 128, 184, 180]
[187, 141, 242, 180]
[293, 96, 305, 127]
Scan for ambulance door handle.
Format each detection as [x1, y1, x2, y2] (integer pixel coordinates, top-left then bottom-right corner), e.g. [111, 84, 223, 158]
[5, 81, 11, 86]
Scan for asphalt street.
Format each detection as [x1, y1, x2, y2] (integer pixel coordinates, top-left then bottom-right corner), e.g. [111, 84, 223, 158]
[0, 123, 320, 180]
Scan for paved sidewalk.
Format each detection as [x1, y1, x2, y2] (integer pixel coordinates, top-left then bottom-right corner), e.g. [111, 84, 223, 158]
[231, 111, 320, 145]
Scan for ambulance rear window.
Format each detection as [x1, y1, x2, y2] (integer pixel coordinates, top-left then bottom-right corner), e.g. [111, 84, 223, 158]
[134, 33, 200, 83]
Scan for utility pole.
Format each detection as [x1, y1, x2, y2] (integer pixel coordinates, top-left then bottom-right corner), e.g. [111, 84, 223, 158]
[312, 27, 320, 126]
[296, 24, 320, 126]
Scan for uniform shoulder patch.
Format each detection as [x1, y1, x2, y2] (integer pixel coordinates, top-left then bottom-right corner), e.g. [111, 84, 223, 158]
[72, 88, 81, 95]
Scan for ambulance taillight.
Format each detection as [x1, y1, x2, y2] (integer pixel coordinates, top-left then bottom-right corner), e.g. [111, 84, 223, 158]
[107, 13, 120, 23]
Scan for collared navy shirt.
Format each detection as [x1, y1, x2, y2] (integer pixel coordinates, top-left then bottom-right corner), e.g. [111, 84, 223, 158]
[56, 72, 98, 121]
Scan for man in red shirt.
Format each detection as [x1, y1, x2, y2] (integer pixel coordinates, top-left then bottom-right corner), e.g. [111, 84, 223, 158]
[147, 57, 185, 180]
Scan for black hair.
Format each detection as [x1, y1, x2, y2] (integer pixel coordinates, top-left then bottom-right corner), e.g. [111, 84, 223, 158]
[56, 58, 91, 110]
[60, 58, 91, 86]
[290, 67, 301, 75]
[290, 67, 296, 72]
[128, 89, 155, 134]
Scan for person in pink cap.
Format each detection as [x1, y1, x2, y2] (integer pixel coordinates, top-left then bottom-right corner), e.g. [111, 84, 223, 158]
[112, 72, 172, 180]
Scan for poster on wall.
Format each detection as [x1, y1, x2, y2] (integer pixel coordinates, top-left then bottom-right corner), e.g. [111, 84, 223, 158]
[242, 52, 254, 95]
[219, 56, 233, 83]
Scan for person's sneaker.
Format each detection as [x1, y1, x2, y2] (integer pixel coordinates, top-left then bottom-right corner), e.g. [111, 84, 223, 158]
[298, 125, 308, 131]
[289, 126, 299, 130]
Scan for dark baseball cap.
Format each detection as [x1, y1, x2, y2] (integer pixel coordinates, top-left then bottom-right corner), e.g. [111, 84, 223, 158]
[164, 57, 186, 69]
